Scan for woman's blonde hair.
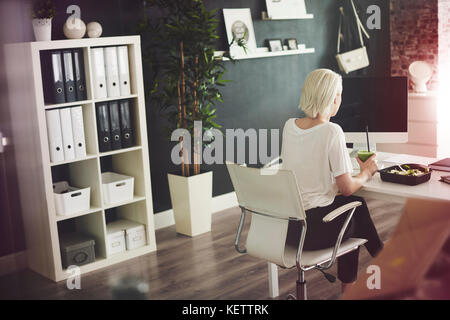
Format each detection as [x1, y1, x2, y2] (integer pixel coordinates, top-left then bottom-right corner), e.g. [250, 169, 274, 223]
[299, 69, 342, 118]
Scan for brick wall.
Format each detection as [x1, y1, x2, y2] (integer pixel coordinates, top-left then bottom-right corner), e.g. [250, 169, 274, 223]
[439, 0, 450, 87]
[390, 0, 439, 90]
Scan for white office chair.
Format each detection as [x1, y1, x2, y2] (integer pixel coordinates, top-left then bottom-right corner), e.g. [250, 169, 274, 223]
[226, 161, 367, 300]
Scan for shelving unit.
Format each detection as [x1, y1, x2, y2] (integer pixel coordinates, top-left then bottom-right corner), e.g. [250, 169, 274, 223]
[4, 36, 156, 282]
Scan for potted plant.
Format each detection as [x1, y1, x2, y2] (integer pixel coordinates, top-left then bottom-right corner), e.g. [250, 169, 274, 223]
[31, 0, 56, 41]
[141, 0, 232, 236]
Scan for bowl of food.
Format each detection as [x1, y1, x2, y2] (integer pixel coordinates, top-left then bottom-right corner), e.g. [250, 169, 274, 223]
[379, 163, 431, 186]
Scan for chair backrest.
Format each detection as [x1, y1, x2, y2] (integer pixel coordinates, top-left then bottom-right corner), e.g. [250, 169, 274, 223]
[226, 162, 306, 267]
[226, 162, 306, 220]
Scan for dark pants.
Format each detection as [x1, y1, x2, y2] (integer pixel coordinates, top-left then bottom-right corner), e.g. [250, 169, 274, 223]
[287, 195, 384, 283]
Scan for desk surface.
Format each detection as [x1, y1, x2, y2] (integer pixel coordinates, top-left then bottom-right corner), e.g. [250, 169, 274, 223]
[355, 152, 450, 203]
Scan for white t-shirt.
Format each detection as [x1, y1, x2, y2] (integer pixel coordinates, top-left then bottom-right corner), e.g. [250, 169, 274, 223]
[281, 118, 353, 210]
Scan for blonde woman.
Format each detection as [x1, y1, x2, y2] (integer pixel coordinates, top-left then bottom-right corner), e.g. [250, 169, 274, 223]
[282, 69, 383, 291]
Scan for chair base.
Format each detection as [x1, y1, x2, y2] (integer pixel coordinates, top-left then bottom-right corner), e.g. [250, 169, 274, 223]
[286, 279, 307, 300]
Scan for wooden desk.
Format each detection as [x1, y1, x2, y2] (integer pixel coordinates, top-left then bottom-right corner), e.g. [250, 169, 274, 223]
[355, 152, 450, 204]
[341, 198, 450, 300]
[267, 152, 450, 299]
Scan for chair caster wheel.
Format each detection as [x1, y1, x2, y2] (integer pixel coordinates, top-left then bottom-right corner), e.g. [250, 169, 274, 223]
[287, 294, 297, 300]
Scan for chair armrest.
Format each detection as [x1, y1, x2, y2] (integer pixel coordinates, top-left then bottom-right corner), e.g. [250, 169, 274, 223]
[263, 156, 282, 169]
[316, 202, 361, 271]
[322, 201, 362, 223]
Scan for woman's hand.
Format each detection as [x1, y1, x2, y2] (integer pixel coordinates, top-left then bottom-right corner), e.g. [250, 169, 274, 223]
[335, 154, 379, 196]
[357, 154, 378, 177]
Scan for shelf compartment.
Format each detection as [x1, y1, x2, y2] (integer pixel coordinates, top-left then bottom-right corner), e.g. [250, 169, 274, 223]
[46, 102, 99, 164]
[95, 97, 140, 152]
[104, 201, 150, 258]
[57, 211, 107, 268]
[40, 48, 91, 107]
[100, 149, 146, 199]
[105, 201, 148, 232]
[51, 158, 102, 209]
[89, 43, 136, 98]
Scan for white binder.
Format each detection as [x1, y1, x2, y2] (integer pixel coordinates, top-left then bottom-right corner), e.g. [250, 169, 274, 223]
[45, 109, 65, 163]
[117, 46, 131, 96]
[104, 46, 121, 98]
[59, 108, 76, 161]
[70, 106, 87, 159]
[91, 48, 107, 99]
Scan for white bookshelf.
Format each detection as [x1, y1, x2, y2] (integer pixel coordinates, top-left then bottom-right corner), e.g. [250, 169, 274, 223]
[4, 36, 156, 282]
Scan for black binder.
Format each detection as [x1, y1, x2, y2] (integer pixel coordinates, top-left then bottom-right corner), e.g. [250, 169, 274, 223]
[109, 101, 122, 150]
[119, 99, 133, 148]
[96, 103, 112, 152]
[62, 50, 76, 102]
[72, 48, 87, 101]
[41, 50, 65, 104]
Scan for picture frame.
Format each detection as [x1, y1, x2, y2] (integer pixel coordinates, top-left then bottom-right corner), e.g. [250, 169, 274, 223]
[265, 0, 308, 19]
[286, 38, 298, 50]
[223, 8, 257, 56]
[267, 39, 283, 52]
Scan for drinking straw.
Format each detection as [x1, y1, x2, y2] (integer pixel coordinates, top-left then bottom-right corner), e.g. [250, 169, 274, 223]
[366, 125, 370, 153]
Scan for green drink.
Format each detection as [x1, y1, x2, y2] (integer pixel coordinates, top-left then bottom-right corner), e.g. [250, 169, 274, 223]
[357, 150, 375, 162]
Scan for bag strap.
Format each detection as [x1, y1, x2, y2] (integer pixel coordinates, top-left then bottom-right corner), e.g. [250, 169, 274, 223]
[337, 7, 344, 53]
[350, 0, 370, 46]
[338, 0, 370, 53]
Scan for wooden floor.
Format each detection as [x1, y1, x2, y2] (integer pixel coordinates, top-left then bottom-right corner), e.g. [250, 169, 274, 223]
[0, 198, 404, 300]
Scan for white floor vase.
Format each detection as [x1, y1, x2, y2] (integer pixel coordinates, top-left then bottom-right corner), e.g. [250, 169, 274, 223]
[168, 171, 212, 237]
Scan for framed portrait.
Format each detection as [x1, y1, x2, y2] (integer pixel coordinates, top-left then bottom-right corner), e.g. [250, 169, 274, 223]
[267, 39, 283, 52]
[223, 8, 257, 56]
[265, 0, 308, 19]
[286, 38, 298, 50]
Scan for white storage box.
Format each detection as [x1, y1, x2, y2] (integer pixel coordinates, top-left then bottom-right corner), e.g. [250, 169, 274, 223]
[101, 172, 134, 205]
[53, 181, 90, 216]
[107, 219, 146, 250]
[106, 225, 126, 256]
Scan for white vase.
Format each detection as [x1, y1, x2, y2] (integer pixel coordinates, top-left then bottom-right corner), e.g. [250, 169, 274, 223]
[63, 17, 86, 39]
[32, 18, 52, 42]
[168, 171, 212, 237]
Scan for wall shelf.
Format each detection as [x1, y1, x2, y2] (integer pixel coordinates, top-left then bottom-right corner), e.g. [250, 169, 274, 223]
[216, 47, 315, 61]
[261, 14, 314, 20]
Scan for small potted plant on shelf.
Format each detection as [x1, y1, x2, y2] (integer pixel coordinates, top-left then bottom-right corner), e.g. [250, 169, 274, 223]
[141, 0, 235, 237]
[31, 0, 56, 41]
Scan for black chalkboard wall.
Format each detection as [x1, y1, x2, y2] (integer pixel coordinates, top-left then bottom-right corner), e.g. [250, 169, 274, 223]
[48, 0, 390, 213]
[145, 0, 391, 213]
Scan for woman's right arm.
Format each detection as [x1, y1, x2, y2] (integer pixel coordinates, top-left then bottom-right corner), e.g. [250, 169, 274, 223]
[335, 154, 378, 197]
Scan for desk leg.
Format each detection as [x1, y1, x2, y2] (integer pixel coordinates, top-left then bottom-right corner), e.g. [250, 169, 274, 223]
[268, 262, 279, 298]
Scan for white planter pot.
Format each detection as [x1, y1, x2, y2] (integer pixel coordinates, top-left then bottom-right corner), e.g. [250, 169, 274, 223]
[168, 171, 212, 237]
[32, 18, 52, 41]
